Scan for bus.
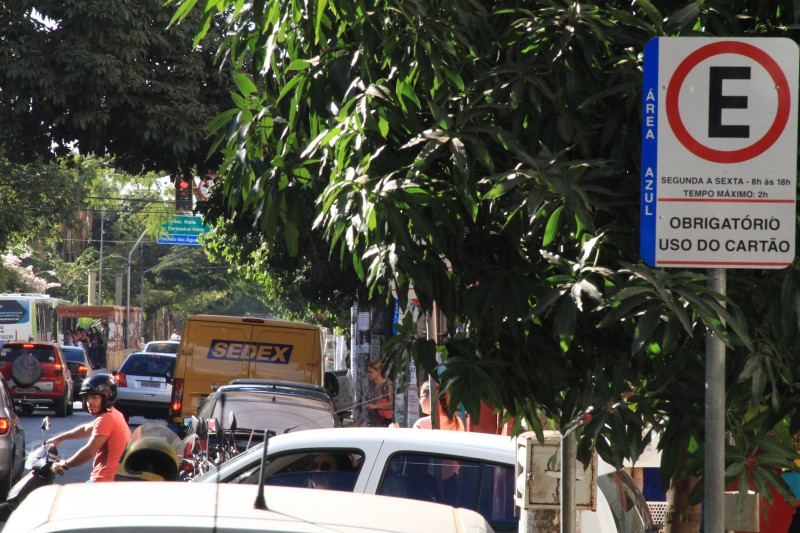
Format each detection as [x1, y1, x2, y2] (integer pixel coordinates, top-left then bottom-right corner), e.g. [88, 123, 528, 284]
[0, 293, 70, 346]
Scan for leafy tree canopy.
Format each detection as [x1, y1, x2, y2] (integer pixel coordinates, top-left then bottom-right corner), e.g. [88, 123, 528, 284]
[0, 0, 232, 176]
[172, 0, 800, 509]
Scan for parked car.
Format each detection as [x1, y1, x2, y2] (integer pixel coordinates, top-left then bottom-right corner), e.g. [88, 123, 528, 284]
[59, 346, 94, 401]
[3, 482, 493, 532]
[142, 340, 179, 355]
[193, 427, 655, 533]
[114, 352, 176, 421]
[180, 379, 340, 477]
[0, 342, 73, 417]
[0, 376, 24, 498]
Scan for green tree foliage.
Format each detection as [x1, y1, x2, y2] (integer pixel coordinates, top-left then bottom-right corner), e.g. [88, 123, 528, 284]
[200, 190, 363, 330]
[172, 0, 800, 510]
[0, 0, 231, 176]
[0, 157, 86, 253]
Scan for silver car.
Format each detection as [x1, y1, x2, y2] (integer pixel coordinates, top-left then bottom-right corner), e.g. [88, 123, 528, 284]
[113, 352, 175, 421]
[0, 376, 24, 498]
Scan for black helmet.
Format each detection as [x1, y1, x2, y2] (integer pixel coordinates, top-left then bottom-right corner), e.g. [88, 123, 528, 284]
[79, 373, 118, 411]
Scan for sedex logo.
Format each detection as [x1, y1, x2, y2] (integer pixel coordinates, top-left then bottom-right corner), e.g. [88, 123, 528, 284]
[207, 340, 293, 364]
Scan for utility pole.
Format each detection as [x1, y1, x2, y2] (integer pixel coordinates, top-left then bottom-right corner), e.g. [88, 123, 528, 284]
[126, 229, 147, 348]
[98, 213, 104, 304]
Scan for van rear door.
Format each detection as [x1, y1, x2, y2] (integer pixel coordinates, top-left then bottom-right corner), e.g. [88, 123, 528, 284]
[183, 318, 253, 416]
[248, 321, 321, 384]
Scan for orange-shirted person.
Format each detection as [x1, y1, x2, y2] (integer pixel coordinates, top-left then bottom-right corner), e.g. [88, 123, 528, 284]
[47, 374, 131, 482]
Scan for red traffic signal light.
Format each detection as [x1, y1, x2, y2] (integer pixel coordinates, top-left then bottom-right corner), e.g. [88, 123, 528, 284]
[175, 177, 193, 211]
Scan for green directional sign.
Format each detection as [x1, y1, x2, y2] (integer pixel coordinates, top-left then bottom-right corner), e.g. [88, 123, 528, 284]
[157, 215, 210, 246]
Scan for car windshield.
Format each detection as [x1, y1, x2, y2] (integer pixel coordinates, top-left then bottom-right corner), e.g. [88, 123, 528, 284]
[208, 392, 335, 432]
[62, 348, 86, 363]
[120, 354, 175, 377]
[144, 342, 179, 354]
[0, 345, 55, 363]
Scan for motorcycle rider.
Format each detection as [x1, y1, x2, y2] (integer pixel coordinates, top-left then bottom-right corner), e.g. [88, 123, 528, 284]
[47, 374, 131, 482]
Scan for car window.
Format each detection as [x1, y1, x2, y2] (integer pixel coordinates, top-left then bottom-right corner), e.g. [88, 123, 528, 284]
[597, 470, 652, 533]
[0, 379, 11, 409]
[0, 346, 56, 363]
[207, 393, 336, 432]
[120, 355, 175, 377]
[378, 453, 517, 532]
[62, 348, 86, 363]
[144, 342, 179, 354]
[232, 450, 363, 493]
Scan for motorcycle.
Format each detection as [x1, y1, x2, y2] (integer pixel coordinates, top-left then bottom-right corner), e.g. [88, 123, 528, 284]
[178, 412, 239, 481]
[1, 417, 59, 520]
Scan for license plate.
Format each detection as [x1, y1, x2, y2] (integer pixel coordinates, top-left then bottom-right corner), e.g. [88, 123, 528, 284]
[15, 387, 35, 393]
[140, 381, 160, 389]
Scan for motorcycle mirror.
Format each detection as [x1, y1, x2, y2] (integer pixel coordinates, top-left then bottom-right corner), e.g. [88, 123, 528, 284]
[190, 435, 202, 454]
[41, 417, 50, 432]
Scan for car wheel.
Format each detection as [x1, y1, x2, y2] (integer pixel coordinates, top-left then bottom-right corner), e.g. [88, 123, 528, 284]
[0, 472, 12, 502]
[11, 355, 42, 387]
[54, 393, 68, 417]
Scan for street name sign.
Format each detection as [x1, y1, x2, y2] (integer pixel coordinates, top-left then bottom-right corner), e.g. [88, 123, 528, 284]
[157, 214, 209, 246]
[641, 37, 798, 268]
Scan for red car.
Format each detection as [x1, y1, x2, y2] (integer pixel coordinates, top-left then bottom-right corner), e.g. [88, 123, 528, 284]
[0, 341, 74, 417]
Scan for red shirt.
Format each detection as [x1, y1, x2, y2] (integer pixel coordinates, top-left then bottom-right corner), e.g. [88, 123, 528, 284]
[90, 407, 130, 482]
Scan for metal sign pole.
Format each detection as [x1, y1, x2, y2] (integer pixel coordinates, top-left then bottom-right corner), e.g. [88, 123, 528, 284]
[704, 267, 726, 533]
[561, 431, 577, 533]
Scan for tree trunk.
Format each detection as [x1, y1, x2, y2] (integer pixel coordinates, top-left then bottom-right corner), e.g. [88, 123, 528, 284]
[665, 450, 703, 533]
[518, 509, 559, 532]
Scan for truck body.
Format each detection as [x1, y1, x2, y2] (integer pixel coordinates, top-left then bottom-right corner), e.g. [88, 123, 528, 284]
[168, 315, 325, 426]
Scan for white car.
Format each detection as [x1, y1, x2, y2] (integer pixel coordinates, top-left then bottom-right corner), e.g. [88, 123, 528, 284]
[193, 427, 655, 532]
[4, 482, 493, 532]
[113, 352, 176, 421]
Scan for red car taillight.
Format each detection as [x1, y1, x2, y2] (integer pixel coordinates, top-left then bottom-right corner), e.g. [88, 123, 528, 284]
[169, 378, 184, 415]
[0, 418, 10, 436]
[77, 364, 88, 377]
[54, 362, 63, 377]
[115, 373, 128, 388]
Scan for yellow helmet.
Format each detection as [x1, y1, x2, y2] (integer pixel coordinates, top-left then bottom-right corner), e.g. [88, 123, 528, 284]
[116, 423, 180, 481]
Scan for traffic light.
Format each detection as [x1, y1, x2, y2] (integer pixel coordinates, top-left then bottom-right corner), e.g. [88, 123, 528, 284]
[175, 177, 193, 211]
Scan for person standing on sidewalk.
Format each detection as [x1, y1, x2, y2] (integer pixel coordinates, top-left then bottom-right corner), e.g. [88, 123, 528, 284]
[365, 361, 393, 427]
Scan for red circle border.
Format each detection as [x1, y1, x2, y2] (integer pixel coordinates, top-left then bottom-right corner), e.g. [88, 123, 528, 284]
[665, 41, 790, 163]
